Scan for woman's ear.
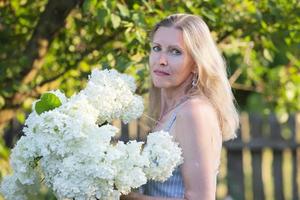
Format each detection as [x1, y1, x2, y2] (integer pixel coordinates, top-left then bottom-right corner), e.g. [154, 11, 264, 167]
[192, 65, 198, 74]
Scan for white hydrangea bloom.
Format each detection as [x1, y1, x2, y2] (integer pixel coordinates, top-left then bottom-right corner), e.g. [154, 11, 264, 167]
[121, 95, 144, 124]
[0, 69, 183, 200]
[59, 93, 99, 124]
[9, 135, 40, 185]
[119, 73, 137, 93]
[0, 175, 40, 200]
[142, 131, 184, 181]
[82, 69, 143, 124]
[113, 141, 149, 194]
[23, 111, 42, 135]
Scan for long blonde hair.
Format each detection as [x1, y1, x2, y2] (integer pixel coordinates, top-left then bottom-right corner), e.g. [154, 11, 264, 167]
[149, 14, 239, 141]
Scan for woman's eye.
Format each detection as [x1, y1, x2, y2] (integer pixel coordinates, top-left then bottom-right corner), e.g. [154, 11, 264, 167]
[152, 46, 161, 52]
[170, 48, 181, 55]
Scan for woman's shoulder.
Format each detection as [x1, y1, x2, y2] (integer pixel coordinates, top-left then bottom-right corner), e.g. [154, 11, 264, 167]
[175, 95, 222, 146]
[178, 95, 218, 120]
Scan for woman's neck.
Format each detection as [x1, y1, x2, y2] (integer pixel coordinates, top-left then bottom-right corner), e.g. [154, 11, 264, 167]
[159, 73, 193, 118]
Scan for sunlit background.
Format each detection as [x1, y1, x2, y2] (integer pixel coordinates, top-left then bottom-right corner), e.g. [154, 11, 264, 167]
[0, 0, 299, 199]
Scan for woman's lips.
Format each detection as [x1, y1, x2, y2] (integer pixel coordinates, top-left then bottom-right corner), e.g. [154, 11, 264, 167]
[153, 70, 170, 76]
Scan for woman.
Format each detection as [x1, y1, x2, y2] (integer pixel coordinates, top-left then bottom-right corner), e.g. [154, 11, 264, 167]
[122, 13, 239, 200]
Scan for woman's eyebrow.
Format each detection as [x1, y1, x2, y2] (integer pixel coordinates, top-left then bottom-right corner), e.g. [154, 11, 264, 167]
[151, 42, 161, 46]
[168, 45, 183, 51]
[151, 42, 184, 50]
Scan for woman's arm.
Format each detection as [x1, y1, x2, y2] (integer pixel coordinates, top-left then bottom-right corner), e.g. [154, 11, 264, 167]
[175, 98, 222, 200]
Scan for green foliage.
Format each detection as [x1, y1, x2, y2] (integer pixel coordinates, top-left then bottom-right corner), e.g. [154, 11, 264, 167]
[0, 138, 9, 162]
[0, 0, 299, 120]
[0, 0, 47, 93]
[0, 137, 10, 181]
[35, 93, 62, 115]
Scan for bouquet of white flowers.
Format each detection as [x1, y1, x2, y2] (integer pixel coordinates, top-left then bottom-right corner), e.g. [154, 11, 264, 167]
[0, 69, 183, 200]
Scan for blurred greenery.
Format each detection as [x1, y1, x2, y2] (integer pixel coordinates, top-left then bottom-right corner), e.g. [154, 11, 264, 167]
[0, 0, 299, 126]
[0, 0, 299, 199]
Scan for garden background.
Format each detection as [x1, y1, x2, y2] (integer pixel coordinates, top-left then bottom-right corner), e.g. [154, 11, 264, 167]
[0, 0, 299, 199]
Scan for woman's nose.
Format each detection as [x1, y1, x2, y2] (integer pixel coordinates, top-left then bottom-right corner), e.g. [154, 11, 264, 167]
[159, 53, 168, 66]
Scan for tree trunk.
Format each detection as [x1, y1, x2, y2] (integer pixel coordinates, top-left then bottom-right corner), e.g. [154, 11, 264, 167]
[20, 0, 81, 85]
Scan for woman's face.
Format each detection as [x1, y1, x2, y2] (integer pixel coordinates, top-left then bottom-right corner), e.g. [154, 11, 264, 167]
[149, 26, 195, 89]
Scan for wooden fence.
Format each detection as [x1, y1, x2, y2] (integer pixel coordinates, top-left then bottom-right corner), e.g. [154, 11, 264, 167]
[115, 113, 300, 200]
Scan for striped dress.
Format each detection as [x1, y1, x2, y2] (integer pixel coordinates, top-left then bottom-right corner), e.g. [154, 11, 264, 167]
[141, 106, 185, 198]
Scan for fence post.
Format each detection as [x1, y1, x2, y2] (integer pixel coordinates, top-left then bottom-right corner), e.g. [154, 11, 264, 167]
[249, 114, 265, 200]
[226, 128, 245, 200]
[120, 122, 129, 142]
[269, 115, 284, 200]
[290, 114, 299, 200]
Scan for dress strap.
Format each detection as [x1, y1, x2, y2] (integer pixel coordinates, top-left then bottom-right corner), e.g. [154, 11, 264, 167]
[164, 113, 177, 132]
[163, 99, 187, 132]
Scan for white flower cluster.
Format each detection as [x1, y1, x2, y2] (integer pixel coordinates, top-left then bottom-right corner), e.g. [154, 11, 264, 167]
[0, 69, 183, 200]
[143, 131, 184, 181]
[82, 69, 144, 124]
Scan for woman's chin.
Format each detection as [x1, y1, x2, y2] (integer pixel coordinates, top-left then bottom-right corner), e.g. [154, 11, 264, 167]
[153, 82, 170, 89]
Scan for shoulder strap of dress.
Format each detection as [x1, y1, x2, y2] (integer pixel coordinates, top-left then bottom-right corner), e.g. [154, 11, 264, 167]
[163, 100, 187, 132]
[164, 112, 177, 132]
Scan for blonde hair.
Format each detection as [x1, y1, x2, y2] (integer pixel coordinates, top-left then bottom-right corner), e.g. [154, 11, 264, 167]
[149, 14, 239, 141]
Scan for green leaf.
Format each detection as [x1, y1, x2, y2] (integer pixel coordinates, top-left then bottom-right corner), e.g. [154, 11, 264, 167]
[97, 8, 108, 26]
[117, 3, 129, 17]
[35, 93, 62, 115]
[111, 13, 121, 29]
[16, 111, 26, 124]
[263, 48, 273, 62]
[0, 138, 10, 159]
[0, 95, 5, 109]
[82, 0, 98, 13]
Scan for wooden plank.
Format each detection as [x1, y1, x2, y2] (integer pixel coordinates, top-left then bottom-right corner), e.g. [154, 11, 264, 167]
[273, 150, 284, 200]
[294, 113, 300, 200]
[226, 128, 245, 200]
[223, 140, 300, 150]
[120, 122, 129, 142]
[269, 115, 283, 140]
[288, 114, 296, 142]
[137, 116, 150, 141]
[292, 149, 299, 200]
[297, 148, 300, 200]
[128, 119, 137, 140]
[287, 114, 299, 200]
[112, 119, 121, 138]
[269, 115, 284, 200]
[249, 114, 264, 200]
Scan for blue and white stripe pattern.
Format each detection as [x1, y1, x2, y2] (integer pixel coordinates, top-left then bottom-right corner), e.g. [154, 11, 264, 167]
[141, 107, 185, 198]
[143, 165, 184, 198]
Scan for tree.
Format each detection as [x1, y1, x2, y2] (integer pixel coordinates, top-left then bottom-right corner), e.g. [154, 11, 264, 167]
[0, 0, 82, 127]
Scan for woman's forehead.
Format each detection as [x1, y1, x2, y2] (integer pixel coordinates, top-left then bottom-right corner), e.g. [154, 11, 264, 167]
[152, 27, 185, 48]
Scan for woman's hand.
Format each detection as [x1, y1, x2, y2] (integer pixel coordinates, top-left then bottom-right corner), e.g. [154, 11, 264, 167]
[120, 192, 184, 200]
[120, 192, 142, 200]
